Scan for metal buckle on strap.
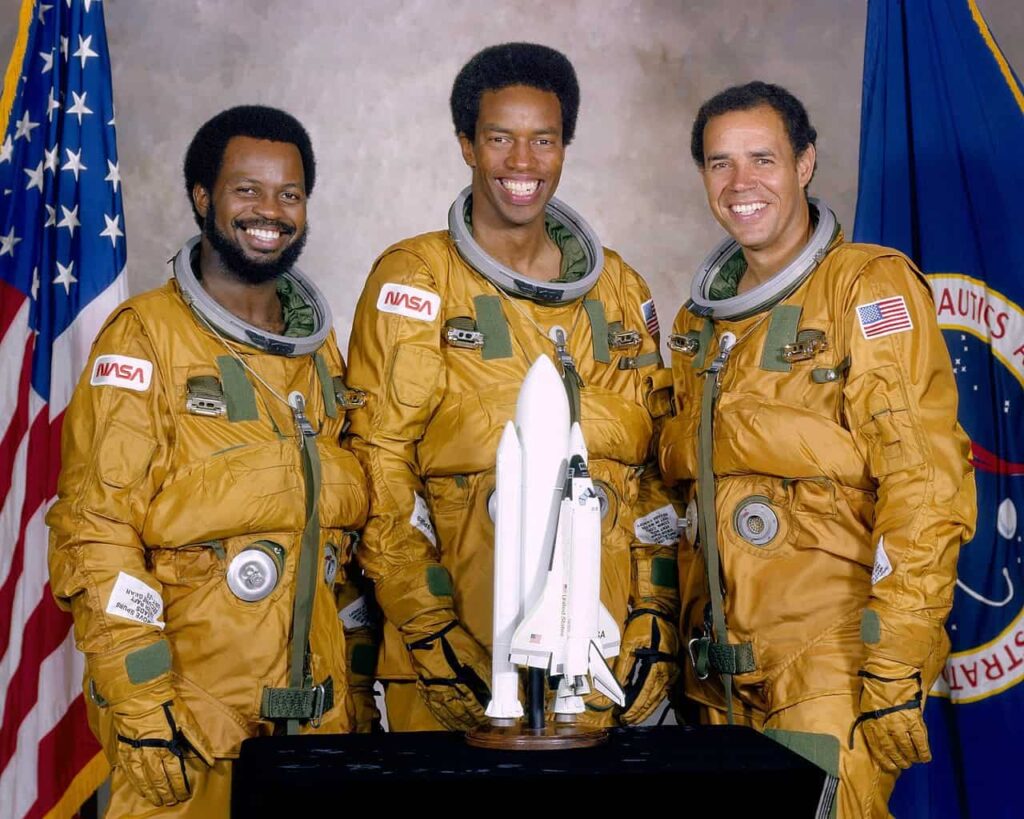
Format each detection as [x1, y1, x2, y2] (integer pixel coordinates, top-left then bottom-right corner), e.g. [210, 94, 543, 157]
[185, 376, 227, 417]
[288, 391, 316, 438]
[336, 387, 366, 409]
[687, 635, 711, 681]
[783, 330, 828, 362]
[310, 682, 327, 728]
[445, 327, 485, 349]
[260, 676, 333, 724]
[668, 333, 700, 355]
[608, 329, 641, 349]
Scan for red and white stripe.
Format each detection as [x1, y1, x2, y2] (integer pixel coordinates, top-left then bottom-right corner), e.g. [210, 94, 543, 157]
[0, 273, 125, 818]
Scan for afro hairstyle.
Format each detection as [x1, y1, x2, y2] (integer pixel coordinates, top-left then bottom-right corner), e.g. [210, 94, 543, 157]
[183, 105, 316, 228]
[450, 42, 580, 145]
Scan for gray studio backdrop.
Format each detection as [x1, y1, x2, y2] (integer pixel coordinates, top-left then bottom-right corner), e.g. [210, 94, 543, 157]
[2, 0, 1022, 353]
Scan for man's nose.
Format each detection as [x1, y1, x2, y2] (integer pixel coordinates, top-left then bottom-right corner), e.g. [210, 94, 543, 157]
[253, 191, 283, 219]
[506, 139, 533, 169]
[730, 161, 757, 191]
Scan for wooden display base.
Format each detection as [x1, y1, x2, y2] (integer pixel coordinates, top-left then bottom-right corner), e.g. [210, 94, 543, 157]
[465, 720, 608, 750]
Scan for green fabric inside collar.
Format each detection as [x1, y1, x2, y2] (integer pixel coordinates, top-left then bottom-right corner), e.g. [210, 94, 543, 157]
[463, 196, 588, 282]
[710, 250, 748, 300]
[276, 277, 314, 338]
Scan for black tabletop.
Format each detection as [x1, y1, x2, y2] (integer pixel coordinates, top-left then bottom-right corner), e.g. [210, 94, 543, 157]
[232, 725, 834, 816]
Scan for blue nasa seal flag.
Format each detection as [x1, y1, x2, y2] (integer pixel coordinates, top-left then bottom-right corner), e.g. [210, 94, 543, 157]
[854, 2, 1024, 816]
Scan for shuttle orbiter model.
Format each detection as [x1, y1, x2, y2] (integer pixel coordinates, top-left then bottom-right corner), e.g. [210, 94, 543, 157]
[486, 355, 625, 723]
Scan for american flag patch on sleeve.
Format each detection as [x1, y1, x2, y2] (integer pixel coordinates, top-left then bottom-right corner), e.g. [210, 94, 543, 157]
[856, 296, 913, 339]
[641, 298, 660, 336]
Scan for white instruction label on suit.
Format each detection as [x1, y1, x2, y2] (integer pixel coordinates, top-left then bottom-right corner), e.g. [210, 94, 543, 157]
[411, 492, 437, 546]
[634, 504, 680, 545]
[105, 571, 165, 629]
[339, 595, 373, 629]
[872, 536, 893, 585]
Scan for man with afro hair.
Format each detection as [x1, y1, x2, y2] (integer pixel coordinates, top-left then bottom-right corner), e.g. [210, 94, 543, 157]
[48, 105, 369, 815]
[346, 43, 682, 732]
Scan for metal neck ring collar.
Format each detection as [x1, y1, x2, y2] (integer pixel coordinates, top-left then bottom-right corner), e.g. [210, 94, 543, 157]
[447, 186, 605, 305]
[688, 198, 838, 321]
[172, 235, 333, 357]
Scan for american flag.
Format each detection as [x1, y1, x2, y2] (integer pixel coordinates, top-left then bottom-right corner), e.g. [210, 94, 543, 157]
[641, 298, 659, 337]
[856, 295, 913, 340]
[0, 1, 127, 817]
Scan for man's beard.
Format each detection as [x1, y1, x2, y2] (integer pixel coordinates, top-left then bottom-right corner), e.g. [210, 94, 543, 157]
[203, 204, 308, 285]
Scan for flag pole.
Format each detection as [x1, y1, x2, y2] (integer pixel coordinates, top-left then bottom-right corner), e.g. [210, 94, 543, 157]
[0, 0, 35, 136]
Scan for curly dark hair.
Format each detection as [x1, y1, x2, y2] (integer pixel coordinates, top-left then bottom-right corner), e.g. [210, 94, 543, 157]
[690, 81, 817, 169]
[450, 42, 580, 145]
[183, 105, 316, 228]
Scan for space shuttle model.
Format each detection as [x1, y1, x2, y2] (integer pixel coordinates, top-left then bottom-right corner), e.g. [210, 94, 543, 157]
[486, 355, 625, 724]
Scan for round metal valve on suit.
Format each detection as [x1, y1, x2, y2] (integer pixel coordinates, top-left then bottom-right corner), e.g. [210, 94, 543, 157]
[226, 543, 283, 602]
[734, 498, 779, 547]
[682, 497, 699, 547]
[323, 543, 339, 587]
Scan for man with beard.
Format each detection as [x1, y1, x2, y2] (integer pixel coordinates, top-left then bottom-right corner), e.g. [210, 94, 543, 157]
[346, 43, 681, 733]
[659, 82, 976, 817]
[47, 105, 369, 816]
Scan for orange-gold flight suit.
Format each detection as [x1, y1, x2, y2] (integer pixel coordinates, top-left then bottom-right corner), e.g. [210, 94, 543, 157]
[48, 269, 368, 817]
[660, 228, 976, 818]
[346, 226, 681, 732]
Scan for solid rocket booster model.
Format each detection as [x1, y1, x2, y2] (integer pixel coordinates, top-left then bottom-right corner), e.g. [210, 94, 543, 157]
[486, 355, 625, 721]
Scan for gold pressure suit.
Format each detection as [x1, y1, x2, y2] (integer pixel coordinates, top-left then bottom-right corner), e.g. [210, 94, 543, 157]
[47, 277, 368, 816]
[347, 229, 680, 731]
[660, 228, 976, 818]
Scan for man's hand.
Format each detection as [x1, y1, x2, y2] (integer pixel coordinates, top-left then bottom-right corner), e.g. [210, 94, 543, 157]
[112, 698, 214, 806]
[345, 627, 383, 733]
[613, 609, 680, 725]
[854, 657, 930, 771]
[404, 619, 492, 731]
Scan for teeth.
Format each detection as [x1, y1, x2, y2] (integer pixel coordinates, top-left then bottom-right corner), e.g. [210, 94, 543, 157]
[501, 179, 539, 196]
[731, 202, 766, 216]
[246, 227, 280, 241]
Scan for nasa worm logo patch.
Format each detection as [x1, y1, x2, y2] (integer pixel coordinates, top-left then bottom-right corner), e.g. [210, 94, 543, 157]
[90, 355, 152, 391]
[377, 283, 440, 322]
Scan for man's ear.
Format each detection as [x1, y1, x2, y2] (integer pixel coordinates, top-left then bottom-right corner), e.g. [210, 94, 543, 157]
[192, 183, 210, 220]
[796, 144, 816, 189]
[458, 133, 476, 169]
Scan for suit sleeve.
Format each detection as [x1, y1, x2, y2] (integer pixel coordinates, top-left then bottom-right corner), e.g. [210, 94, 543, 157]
[344, 249, 453, 627]
[619, 265, 682, 618]
[841, 255, 977, 672]
[47, 308, 176, 702]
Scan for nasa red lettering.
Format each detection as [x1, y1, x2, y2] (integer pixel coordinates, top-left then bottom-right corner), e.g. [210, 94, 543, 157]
[90, 354, 153, 392]
[376, 283, 440, 322]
